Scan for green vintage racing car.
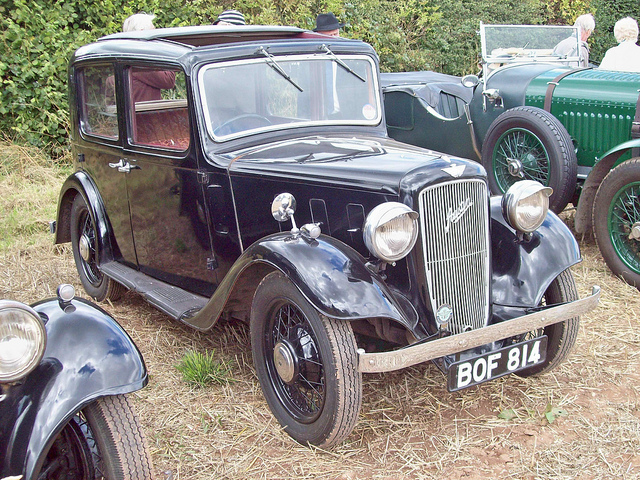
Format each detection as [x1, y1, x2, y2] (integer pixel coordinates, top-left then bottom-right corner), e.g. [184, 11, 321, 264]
[383, 23, 640, 287]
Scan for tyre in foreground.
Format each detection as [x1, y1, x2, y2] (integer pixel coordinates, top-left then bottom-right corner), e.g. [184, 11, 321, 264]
[42, 395, 154, 479]
[250, 271, 362, 448]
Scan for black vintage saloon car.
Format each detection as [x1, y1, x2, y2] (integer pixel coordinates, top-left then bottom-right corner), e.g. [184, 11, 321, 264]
[53, 25, 599, 447]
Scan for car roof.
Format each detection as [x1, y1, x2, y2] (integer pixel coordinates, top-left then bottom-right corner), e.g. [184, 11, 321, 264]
[100, 25, 309, 47]
[72, 25, 374, 65]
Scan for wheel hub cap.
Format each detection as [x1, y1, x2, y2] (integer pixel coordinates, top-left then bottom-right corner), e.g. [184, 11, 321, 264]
[79, 234, 92, 262]
[507, 158, 524, 178]
[630, 222, 640, 241]
[274, 340, 297, 384]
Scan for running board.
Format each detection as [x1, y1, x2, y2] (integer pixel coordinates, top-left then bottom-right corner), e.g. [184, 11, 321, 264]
[100, 262, 208, 320]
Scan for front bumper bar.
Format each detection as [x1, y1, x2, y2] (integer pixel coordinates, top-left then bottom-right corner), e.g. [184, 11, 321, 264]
[358, 285, 600, 373]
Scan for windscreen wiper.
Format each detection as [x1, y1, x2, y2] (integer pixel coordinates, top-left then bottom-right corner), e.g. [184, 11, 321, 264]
[256, 46, 303, 92]
[320, 44, 366, 82]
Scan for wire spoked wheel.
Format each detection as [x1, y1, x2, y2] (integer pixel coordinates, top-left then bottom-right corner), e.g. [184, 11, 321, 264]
[492, 127, 550, 190]
[267, 302, 325, 423]
[251, 272, 362, 447]
[76, 203, 102, 287]
[482, 106, 577, 214]
[70, 195, 124, 302]
[593, 159, 640, 287]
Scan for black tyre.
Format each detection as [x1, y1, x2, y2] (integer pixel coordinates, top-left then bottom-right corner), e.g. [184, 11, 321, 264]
[481, 106, 577, 214]
[70, 195, 124, 302]
[40, 395, 154, 479]
[517, 269, 579, 377]
[250, 271, 362, 448]
[592, 158, 640, 287]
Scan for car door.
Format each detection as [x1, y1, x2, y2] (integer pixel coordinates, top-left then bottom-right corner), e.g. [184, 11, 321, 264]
[74, 62, 136, 265]
[121, 65, 218, 295]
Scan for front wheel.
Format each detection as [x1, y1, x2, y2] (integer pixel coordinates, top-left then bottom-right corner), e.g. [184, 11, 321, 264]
[70, 194, 124, 302]
[517, 269, 579, 377]
[481, 106, 577, 214]
[250, 272, 362, 448]
[593, 158, 640, 288]
[40, 395, 154, 479]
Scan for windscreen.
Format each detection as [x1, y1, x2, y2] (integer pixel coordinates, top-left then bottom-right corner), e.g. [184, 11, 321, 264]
[198, 54, 381, 141]
[481, 24, 581, 65]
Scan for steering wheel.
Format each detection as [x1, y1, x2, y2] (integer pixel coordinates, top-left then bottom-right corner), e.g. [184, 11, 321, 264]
[213, 114, 272, 137]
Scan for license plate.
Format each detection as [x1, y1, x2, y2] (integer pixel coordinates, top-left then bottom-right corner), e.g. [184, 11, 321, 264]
[447, 336, 548, 392]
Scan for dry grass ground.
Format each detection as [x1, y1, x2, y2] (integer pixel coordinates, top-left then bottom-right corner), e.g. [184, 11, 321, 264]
[1, 143, 639, 479]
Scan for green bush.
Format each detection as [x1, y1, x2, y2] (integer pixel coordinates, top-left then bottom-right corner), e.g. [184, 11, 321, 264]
[590, 0, 640, 63]
[3, 0, 634, 156]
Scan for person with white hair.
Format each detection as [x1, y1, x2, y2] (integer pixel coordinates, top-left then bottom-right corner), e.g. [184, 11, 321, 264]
[553, 13, 595, 67]
[599, 17, 640, 72]
[123, 13, 156, 32]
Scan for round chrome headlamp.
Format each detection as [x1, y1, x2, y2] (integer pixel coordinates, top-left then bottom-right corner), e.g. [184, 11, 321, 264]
[502, 180, 553, 233]
[363, 202, 419, 262]
[0, 300, 47, 383]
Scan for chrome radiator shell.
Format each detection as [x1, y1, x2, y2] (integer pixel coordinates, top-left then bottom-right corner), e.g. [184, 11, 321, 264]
[417, 179, 490, 334]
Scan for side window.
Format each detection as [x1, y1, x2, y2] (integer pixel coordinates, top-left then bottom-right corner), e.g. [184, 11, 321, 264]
[128, 67, 190, 151]
[384, 91, 414, 130]
[78, 65, 118, 139]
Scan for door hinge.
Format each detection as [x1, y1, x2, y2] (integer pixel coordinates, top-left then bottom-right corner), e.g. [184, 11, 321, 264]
[197, 172, 210, 185]
[207, 257, 218, 270]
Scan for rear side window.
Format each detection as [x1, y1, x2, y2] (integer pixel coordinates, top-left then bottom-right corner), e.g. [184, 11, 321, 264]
[78, 65, 118, 139]
[128, 67, 190, 151]
[384, 91, 414, 130]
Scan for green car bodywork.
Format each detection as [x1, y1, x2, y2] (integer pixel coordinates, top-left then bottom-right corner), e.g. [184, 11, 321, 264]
[382, 24, 640, 288]
[526, 68, 638, 169]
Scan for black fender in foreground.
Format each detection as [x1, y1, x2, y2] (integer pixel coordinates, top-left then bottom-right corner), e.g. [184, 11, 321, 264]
[490, 196, 581, 311]
[0, 297, 147, 480]
[181, 232, 415, 332]
[54, 170, 115, 264]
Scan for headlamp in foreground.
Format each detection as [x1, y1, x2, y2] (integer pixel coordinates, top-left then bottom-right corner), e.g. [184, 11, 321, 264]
[502, 180, 552, 233]
[363, 202, 419, 262]
[0, 300, 46, 383]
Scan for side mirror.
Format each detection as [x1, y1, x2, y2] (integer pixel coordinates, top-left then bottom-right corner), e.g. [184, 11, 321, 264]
[271, 193, 297, 223]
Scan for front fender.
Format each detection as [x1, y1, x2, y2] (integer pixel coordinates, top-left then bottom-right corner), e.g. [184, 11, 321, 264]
[0, 297, 147, 480]
[575, 139, 640, 234]
[55, 171, 115, 264]
[182, 232, 414, 331]
[490, 197, 581, 308]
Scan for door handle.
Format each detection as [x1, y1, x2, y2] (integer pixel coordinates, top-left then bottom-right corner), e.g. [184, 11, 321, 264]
[108, 159, 138, 173]
[108, 159, 126, 169]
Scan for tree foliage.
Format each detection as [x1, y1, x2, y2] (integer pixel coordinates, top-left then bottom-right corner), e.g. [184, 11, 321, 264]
[1, 0, 635, 155]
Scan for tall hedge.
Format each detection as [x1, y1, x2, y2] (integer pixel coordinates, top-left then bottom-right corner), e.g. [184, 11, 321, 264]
[590, 0, 640, 62]
[2, 0, 632, 156]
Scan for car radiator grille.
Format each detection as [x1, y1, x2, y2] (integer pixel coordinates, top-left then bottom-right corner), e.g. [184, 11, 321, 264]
[418, 179, 490, 335]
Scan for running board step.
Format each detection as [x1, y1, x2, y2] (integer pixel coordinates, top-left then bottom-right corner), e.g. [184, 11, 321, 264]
[101, 262, 208, 320]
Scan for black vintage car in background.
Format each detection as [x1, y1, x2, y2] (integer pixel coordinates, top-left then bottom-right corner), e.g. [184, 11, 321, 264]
[53, 25, 599, 448]
[383, 23, 640, 288]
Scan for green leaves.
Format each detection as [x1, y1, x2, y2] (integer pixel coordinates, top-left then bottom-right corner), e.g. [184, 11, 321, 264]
[1, 0, 582, 157]
[544, 404, 568, 424]
[498, 408, 518, 420]
[498, 404, 569, 424]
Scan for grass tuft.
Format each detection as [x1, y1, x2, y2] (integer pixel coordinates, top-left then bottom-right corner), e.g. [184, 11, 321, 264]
[175, 350, 234, 387]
